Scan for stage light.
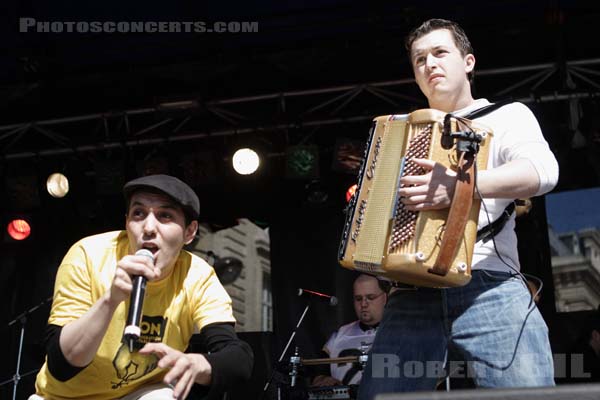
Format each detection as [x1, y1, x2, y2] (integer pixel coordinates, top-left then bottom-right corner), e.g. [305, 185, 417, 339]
[7, 219, 31, 241]
[346, 183, 358, 202]
[332, 138, 364, 174]
[285, 145, 319, 179]
[46, 173, 70, 198]
[232, 148, 260, 175]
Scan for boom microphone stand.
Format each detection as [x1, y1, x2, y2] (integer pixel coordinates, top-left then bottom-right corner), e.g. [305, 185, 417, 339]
[261, 302, 311, 399]
[0, 296, 53, 400]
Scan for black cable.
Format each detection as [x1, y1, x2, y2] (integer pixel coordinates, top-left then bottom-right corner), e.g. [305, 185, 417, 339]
[470, 160, 544, 372]
[473, 162, 539, 308]
[454, 115, 538, 309]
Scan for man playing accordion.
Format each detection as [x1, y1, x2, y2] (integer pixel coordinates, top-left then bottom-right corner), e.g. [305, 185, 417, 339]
[357, 18, 558, 399]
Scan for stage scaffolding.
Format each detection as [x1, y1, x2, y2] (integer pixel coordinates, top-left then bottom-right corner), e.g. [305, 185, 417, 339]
[0, 58, 599, 161]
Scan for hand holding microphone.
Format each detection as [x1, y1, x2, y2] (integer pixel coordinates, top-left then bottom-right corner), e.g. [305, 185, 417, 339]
[122, 249, 155, 352]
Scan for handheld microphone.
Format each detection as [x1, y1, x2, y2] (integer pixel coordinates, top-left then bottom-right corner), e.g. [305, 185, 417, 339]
[297, 288, 338, 306]
[123, 249, 154, 352]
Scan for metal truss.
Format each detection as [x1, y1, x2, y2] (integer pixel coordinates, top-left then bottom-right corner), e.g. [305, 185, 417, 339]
[1, 58, 599, 161]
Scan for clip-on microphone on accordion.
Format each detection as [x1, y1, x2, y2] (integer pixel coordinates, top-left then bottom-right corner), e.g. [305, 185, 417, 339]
[441, 113, 454, 150]
[444, 113, 484, 155]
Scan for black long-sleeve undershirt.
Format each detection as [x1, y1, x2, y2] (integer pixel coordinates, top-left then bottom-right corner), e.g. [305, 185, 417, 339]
[195, 322, 254, 398]
[44, 322, 253, 398]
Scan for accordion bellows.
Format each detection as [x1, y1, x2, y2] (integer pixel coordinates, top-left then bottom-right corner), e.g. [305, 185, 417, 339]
[338, 109, 493, 288]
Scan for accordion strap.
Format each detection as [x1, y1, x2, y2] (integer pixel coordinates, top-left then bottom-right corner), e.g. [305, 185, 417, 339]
[462, 99, 511, 119]
[429, 151, 476, 276]
[427, 102, 509, 277]
[476, 201, 515, 243]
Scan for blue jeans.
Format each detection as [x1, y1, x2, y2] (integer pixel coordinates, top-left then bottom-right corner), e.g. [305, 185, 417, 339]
[358, 270, 555, 399]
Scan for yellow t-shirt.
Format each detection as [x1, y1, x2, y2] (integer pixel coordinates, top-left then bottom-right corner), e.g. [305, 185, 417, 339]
[34, 231, 235, 400]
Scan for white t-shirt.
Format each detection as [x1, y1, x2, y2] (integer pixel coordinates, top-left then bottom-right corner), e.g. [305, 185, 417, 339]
[323, 320, 376, 385]
[454, 99, 559, 273]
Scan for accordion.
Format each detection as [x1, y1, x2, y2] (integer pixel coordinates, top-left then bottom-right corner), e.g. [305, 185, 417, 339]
[338, 109, 493, 288]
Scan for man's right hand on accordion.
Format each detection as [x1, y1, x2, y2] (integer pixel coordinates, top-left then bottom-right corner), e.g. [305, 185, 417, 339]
[398, 156, 547, 212]
[398, 157, 458, 211]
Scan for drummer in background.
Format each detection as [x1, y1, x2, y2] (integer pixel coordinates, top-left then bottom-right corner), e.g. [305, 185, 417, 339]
[312, 274, 389, 386]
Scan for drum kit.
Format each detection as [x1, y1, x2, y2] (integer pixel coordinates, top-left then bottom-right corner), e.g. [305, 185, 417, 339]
[258, 292, 373, 400]
[279, 345, 368, 400]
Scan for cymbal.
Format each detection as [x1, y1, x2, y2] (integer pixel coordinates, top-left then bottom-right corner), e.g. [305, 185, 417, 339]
[300, 356, 358, 365]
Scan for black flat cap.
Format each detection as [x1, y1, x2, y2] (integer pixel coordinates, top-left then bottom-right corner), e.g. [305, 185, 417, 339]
[123, 174, 200, 220]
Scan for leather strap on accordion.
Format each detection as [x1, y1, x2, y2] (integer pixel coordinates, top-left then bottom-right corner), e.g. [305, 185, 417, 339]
[429, 101, 509, 275]
[429, 151, 476, 276]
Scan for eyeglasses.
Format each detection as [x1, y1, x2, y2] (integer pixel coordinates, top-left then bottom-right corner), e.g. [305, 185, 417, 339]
[353, 292, 385, 303]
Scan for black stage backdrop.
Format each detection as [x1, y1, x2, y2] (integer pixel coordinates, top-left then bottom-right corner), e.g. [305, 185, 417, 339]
[270, 181, 360, 365]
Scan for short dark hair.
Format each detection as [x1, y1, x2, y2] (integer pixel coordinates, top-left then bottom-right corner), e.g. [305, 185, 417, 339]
[405, 18, 474, 83]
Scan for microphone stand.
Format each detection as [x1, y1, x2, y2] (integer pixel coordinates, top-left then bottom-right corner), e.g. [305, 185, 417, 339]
[261, 302, 311, 399]
[0, 296, 53, 400]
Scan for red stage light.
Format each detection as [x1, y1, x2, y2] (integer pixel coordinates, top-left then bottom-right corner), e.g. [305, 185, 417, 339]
[7, 219, 31, 241]
[345, 184, 358, 203]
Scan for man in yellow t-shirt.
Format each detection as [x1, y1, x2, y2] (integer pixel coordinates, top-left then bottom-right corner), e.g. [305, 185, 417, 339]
[31, 174, 253, 400]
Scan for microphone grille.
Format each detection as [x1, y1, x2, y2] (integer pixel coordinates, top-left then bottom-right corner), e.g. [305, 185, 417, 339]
[136, 248, 155, 262]
[330, 296, 338, 306]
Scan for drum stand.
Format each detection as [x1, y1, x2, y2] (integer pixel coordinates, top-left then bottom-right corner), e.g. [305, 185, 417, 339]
[261, 303, 311, 399]
[0, 296, 52, 400]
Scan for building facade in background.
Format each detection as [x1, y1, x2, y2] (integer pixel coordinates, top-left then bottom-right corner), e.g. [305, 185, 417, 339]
[191, 218, 272, 332]
[551, 227, 600, 312]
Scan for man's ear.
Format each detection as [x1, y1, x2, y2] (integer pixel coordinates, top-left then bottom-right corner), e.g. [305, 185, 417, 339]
[184, 221, 199, 245]
[465, 54, 475, 74]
